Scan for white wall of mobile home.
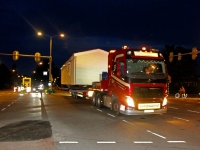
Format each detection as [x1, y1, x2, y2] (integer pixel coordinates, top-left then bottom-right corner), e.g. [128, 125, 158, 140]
[61, 49, 108, 85]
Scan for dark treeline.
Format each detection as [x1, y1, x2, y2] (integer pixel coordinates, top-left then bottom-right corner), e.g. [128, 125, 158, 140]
[162, 45, 198, 94]
[0, 63, 12, 89]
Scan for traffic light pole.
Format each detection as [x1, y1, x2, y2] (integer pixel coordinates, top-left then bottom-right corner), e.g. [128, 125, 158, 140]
[169, 47, 199, 62]
[49, 37, 52, 85]
[0, 52, 50, 59]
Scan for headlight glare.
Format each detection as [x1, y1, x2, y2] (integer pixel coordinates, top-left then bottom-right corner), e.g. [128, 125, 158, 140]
[87, 91, 94, 97]
[162, 97, 167, 106]
[126, 96, 135, 107]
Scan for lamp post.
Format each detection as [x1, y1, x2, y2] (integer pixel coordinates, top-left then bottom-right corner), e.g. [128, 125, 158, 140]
[37, 32, 64, 87]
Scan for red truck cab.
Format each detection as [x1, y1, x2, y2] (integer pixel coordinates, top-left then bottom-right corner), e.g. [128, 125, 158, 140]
[90, 46, 168, 115]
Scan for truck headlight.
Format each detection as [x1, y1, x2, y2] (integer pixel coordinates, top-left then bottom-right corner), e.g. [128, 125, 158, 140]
[126, 96, 135, 107]
[162, 97, 167, 106]
[87, 91, 94, 97]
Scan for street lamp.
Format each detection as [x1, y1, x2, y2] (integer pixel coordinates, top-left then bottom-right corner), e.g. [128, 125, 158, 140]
[37, 32, 64, 87]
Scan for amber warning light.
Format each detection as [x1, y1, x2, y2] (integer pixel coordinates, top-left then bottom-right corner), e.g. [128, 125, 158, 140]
[134, 51, 158, 57]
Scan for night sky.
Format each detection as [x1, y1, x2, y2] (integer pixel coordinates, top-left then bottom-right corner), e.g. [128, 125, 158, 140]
[1, 0, 200, 76]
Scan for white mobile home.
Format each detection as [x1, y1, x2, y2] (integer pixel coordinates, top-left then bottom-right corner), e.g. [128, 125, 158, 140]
[61, 49, 108, 86]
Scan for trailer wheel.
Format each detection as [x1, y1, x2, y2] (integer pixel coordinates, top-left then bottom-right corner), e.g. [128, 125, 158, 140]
[112, 99, 120, 116]
[92, 92, 96, 106]
[96, 93, 103, 108]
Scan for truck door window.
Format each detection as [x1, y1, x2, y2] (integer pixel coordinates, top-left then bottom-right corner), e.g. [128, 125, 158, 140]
[117, 62, 121, 76]
[116, 61, 125, 77]
[120, 62, 125, 77]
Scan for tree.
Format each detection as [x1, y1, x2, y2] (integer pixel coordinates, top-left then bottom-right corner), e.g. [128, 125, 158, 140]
[0, 63, 11, 89]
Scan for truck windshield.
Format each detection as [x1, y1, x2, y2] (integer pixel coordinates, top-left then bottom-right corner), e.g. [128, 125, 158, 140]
[127, 59, 165, 74]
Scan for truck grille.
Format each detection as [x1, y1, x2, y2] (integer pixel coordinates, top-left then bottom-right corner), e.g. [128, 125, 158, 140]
[134, 87, 163, 98]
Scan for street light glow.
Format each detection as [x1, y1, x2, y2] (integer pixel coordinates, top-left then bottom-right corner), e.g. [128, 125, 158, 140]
[37, 32, 65, 38]
[37, 32, 42, 36]
[60, 34, 64, 37]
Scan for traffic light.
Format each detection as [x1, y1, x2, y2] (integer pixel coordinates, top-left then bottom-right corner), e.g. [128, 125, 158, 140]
[169, 52, 173, 62]
[35, 52, 41, 62]
[192, 47, 198, 60]
[13, 50, 19, 60]
[178, 53, 182, 61]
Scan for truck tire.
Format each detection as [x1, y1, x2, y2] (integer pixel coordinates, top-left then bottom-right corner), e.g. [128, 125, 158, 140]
[112, 99, 120, 116]
[96, 93, 103, 108]
[92, 92, 96, 106]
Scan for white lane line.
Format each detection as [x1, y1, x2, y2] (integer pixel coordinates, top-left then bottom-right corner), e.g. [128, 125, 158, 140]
[1, 108, 6, 111]
[134, 141, 153, 144]
[7, 104, 10, 107]
[122, 120, 134, 125]
[167, 141, 186, 143]
[97, 141, 116, 144]
[97, 109, 102, 112]
[59, 141, 78, 144]
[187, 110, 200, 113]
[168, 107, 178, 109]
[107, 113, 115, 117]
[147, 130, 166, 139]
[11, 102, 14, 104]
[174, 117, 189, 121]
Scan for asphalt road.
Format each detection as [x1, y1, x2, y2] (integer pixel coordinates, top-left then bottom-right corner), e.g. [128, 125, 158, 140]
[0, 90, 200, 150]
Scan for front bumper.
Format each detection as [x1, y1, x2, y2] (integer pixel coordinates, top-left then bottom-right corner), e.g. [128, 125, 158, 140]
[120, 107, 167, 115]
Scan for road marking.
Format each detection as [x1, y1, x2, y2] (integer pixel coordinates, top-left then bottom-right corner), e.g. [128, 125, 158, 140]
[59, 141, 78, 144]
[174, 117, 189, 121]
[97, 109, 102, 112]
[134, 141, 153, 143]
[168, 106, 178, 109]
[1, 108, 6, 111]
[7, 104, 10, 107]
[187, 110, 200, 113]
[97, 141, 116, 144]
[147, 130, 166, 139]
[122, 120, 134, 125]
[167, 141, 186, 143]
[107, 113, 115, 117]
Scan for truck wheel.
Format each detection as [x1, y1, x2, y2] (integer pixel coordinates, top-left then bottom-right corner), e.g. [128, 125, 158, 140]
[96, 93, 103, 108]
[112, 99, 120, 116]
[92, 93, 96, 106]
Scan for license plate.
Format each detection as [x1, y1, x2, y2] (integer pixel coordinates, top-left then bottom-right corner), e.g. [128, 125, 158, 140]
[144, 110, 154, 113]
[138, 103, 160, 110]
